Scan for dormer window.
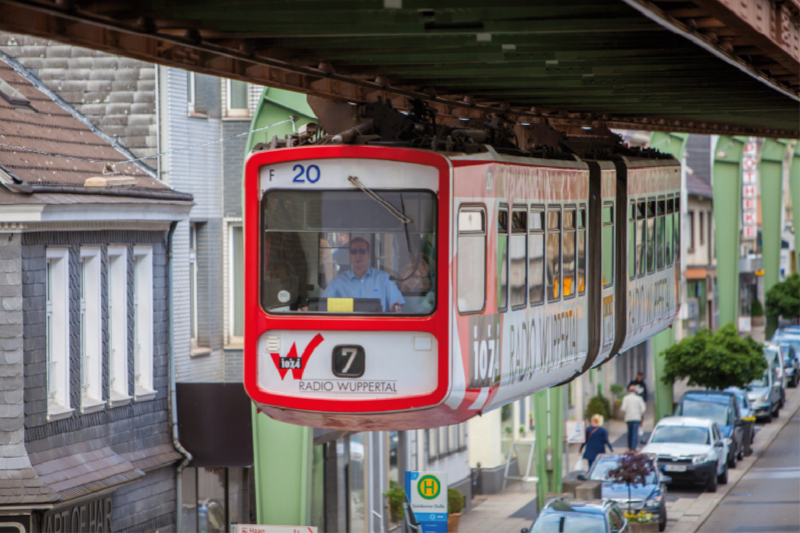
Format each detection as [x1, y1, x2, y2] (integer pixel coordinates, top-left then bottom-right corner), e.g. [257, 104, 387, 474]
[0, 79, 36, 113]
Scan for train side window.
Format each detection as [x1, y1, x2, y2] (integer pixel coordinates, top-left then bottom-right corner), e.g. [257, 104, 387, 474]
[578, 206, 586, 294]
[674, 196, 681, 264]
[646, 198, 656, 273]
[602, 203, 614, 288]
[510, 208, 527, 309]
[457, 208, 486, 314]
[563, 207, 576, 298]
[656, 197, 666, 269]
[666, 197, 674, 265]
[529, 208, 545, 305]
[628, 200, 636, 280]
[636, 200, 646, 277]
[498, 206, 509, 312]
[546, 207, 562, 301]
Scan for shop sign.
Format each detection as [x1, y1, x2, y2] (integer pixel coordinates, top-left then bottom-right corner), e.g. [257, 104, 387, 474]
[741, 137, 758, 241]
[232, 526, 317, 533]
[406, 471, 448, 532]
[42, 495, 112, 533]
[0, 515, 31, 533]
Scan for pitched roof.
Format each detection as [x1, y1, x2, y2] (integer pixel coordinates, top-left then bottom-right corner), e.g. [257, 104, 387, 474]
[687, 170, 713, 200]
[0, 53, 190, 203]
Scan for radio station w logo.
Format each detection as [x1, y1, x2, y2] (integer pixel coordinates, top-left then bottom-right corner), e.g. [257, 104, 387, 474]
[270, 334, 324, 380]
[417, 475, 441, 500]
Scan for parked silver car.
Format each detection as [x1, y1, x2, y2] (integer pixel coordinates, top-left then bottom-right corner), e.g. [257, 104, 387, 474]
[748, 347, 784, 422]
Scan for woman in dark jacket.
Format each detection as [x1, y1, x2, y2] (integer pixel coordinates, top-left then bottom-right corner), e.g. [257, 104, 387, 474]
[579, 414, 613, 470]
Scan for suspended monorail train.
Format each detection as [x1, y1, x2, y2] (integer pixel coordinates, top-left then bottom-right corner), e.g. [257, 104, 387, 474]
[243, 102, 680, 430]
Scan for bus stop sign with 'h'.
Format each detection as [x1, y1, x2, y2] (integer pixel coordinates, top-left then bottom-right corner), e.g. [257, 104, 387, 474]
[406, 471, 448, 532]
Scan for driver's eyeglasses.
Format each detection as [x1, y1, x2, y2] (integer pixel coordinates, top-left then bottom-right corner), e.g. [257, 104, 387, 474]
[350, 248, 369, 255]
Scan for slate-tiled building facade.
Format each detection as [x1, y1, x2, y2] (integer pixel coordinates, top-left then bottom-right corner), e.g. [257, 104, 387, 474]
[0, 53, 191, 532]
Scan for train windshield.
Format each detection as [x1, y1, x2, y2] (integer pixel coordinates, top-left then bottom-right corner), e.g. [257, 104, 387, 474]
[261, 189, 437, 315]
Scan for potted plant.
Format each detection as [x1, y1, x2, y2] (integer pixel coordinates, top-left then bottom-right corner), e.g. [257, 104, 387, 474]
[447, 488, 465, 532]
[751, 298, 765, 327]
[608, 452, 657, 533]
[585, 395, 611, 421]
[610, 384, 625, 420]
[383, 485, 405, 524]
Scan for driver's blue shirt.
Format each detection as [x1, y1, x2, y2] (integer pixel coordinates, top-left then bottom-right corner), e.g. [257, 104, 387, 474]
[322, 267, 405, 311]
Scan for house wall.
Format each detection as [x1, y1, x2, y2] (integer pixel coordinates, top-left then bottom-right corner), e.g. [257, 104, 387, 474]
[687, 197, 714, 266]
[21, 230, 176, 532]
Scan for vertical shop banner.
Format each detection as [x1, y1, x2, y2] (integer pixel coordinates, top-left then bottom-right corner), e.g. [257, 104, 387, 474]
[406, 471, 448, 532]
[741, 137, 758, 241]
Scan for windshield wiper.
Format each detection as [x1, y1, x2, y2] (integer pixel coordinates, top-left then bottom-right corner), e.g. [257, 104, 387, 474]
[348, 176, 413, 224]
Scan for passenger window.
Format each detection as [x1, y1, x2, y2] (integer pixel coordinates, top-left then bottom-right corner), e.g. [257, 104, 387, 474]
[563, 208, 576, 298]
[657, 198, 666, 269]
[628, 201, 636, 280]
[646, 199, 656, 273]
[666, 198, 674, 265]
[529, 208, 545, 304]
[602, 204, 613, 288]
[546, 207, 561, 301]
[510, 209, 527, 308]
[674, 196, 681, 263]
[636, 201, 646, 277]
[498, 207, 509, 312]
[457, 208, 486, 314]
[578, 206, 586, 294]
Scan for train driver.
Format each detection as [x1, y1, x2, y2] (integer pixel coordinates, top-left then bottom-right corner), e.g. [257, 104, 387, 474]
[321, 237, 405, 312]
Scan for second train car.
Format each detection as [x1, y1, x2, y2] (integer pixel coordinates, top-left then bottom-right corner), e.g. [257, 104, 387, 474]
[244, 114, 680, 430]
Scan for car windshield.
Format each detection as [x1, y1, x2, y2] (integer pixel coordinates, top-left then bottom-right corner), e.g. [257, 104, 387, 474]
[750, 369, 770, 388]
[589, 459, 657, 484]
[776, 338, 800, 355]
[261, 189, 437, 315]
[651, 425, 710, 444]
[678, 399, 731, 426]
[727, 390, 747, 407]
[531, 513, 606, 533]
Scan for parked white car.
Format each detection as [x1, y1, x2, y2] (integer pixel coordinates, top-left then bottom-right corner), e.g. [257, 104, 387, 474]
[641, 416, 729, 493]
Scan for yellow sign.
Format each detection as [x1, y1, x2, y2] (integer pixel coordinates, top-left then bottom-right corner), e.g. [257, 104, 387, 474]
[417, 474, 441, 500]
[327, 298, 354, 312]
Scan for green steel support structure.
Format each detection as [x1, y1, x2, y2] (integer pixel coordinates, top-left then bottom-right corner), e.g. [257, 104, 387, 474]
[649, 132, 688, 421]
[534, 386, 564, 509]
[247, 89, 317, 526]
[759, 139, 791, 339]
[712, 137, 747, 329]
[792, 144, 800, 274]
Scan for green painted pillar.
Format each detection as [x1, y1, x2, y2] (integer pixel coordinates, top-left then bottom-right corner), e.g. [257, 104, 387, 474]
[649, 132, 687, 422]
[791, 143, 800, 273]
[534, 386, 563, 509]
[760, 139, 790, 339]
[252, 405, 313, 526]
[713, 137, 747, 329]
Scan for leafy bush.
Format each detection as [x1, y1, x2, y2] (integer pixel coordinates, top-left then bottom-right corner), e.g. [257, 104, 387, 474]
[751, 298, 764, 317]
[384, 485, 405, 523]
[766, 272, 800, 320]
[662, 323, 768, 390]
[585, 395, 611, 421]
[610, 383, 625, 399]
[448, 488, 465, 514]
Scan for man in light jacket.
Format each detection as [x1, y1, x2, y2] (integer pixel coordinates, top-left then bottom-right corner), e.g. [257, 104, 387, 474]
[621, 384, 647, 450]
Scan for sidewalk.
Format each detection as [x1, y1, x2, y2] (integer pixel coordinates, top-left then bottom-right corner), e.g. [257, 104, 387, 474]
[457, 385, 799, 533]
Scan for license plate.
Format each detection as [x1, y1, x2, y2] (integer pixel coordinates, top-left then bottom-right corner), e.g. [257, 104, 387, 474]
[664, 464, 686, 472]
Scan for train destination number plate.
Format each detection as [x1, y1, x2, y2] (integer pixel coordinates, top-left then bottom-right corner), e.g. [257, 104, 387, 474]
[332, 345, 365, 378]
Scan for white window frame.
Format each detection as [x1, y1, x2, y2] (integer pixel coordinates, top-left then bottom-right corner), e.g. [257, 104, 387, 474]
[187, 71, 196, 114]
[107, 246, 131, 405]
[190, 224, 199, 348]
[226, 79, 250, 118]
[79, 247, 104, 413]
[46, 248, 72, 420]
[228, 223, 244, 346]
[134, 246, 156, 399]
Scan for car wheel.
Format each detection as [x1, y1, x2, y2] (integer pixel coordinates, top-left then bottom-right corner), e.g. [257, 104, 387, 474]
[727, 448, 737, 469]
[659, 504, 667, 532]
[707, 469, 718, 492]
[718, 462, 728, 485]
[738, 444, 744, 461]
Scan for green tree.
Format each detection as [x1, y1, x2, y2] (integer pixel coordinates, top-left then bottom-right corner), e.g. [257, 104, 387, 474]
[661, 324, 768, 390]
[766, 272, 800, 321]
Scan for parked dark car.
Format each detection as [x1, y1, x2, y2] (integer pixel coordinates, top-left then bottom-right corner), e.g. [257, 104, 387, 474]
[522, 498, 628, 533]
[674, 390, 744, 467]
[578, 453, 669, 531]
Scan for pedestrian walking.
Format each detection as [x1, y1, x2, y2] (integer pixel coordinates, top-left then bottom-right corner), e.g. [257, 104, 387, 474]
[579, 414, 613, 470]
[621, 384, 646, 450]
[628, 372, 648, 404]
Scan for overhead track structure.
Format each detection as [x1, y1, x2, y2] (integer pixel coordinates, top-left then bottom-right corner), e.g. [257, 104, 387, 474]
[1, 0, 798, 137]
